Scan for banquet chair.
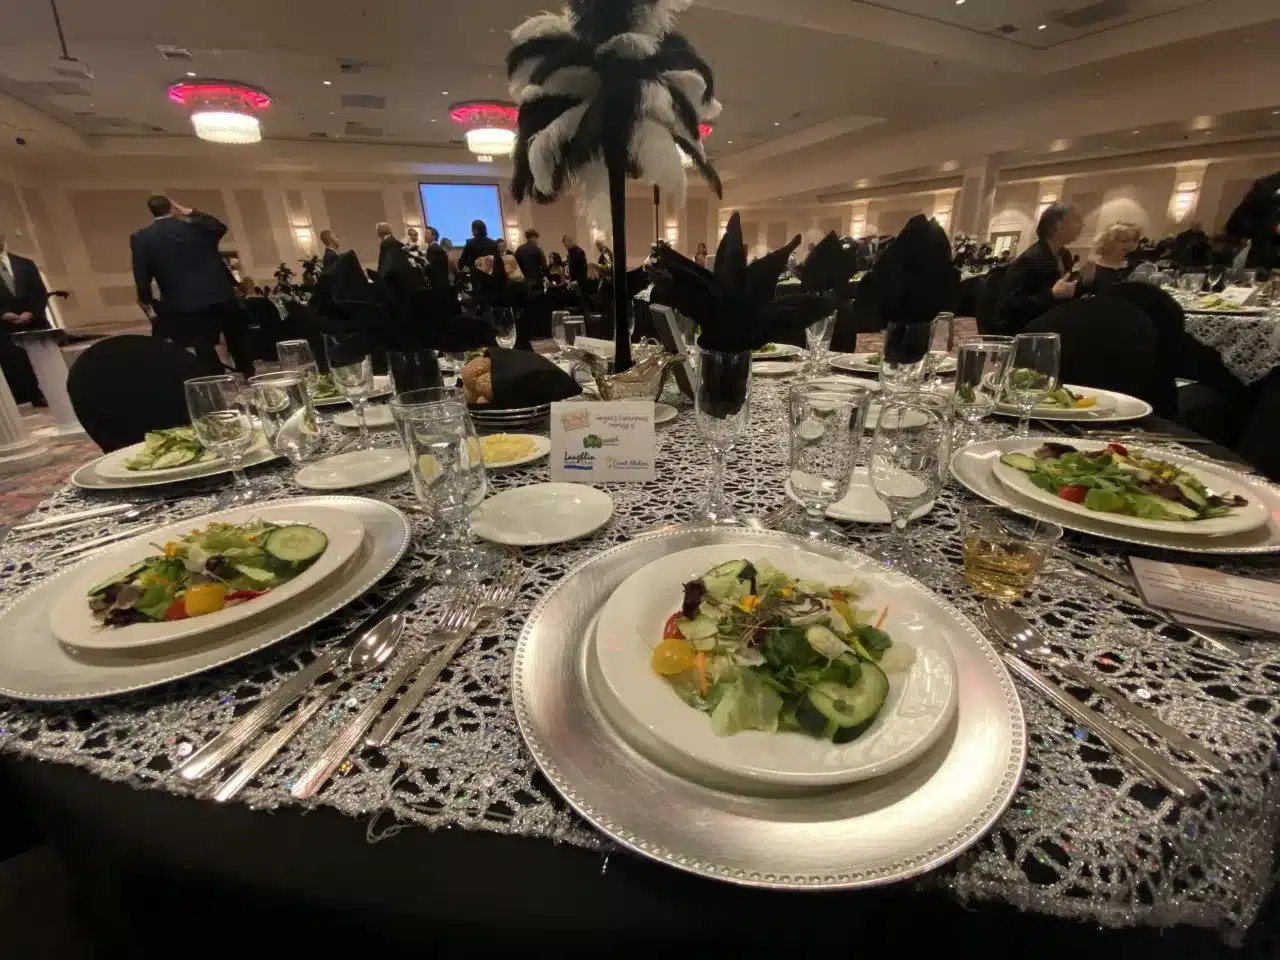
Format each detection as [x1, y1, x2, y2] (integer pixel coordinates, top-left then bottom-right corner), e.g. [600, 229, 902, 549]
[956, 274, 984, 320]
[242, 296, 287, 362]
[66, 335, 214, 452]
[975, 266, 1007, 335]
[1024, 298, 1173, 417]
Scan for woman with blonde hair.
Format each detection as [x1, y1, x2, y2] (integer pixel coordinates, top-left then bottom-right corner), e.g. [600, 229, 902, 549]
[1080, 221, 1140, 293]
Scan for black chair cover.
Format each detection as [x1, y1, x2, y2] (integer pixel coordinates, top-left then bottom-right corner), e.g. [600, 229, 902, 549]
[975, 266, 1007, 335]
[67, 335, 215, 452]
[956, 275, 984, 319]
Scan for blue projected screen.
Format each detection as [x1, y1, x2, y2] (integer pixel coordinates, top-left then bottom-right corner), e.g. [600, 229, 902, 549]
[418, 183, 503, 247]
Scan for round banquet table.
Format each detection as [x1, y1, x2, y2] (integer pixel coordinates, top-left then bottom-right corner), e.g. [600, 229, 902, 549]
[0, 377, 1277, 956]
[1181, 303, 1280, 387]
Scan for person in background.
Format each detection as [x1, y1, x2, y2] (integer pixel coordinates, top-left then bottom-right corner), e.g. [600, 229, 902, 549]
[130, 195, 253, 377]
[515, 228, 548, 291]
[319, 229, 341, 270]
[1225, 169, 1280, 269]
[1079, 221, 1139, 294]
[460, 219, 500, 272]
[594, 236, 614, 272]
[563, 234, 589, 287]
[0, 229, 49, 405]
[405, 227, 421, 251]
[1172, 220, 1211, 268]
[994, 202, 1083, 335]
[424, 226, 440, 245]
[376, 221, 421, 299]
[694, 241, 708, 268]
[547, 250, 567, 286]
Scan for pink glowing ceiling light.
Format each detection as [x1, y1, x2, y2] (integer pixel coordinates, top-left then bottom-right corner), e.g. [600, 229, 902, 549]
[449, 101, 518, 158]
[167, 80, 271, 144]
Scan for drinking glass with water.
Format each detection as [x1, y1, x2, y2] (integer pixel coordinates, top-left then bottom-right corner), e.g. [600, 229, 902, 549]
[249, 371, 322, 466]
[184, 374, 258, 507]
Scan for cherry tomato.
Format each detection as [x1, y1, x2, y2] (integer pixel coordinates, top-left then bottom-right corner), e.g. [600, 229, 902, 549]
[1058, 485, 1088, 503]
[651, 636, 697, 676]
[663, 612, 685, 640]
[163, 598, 189, 621]
[226, 589, 266, 603]
[1106, 442, 1129, 457]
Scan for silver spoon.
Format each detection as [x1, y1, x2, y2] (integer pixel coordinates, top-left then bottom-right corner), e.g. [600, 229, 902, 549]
[203, 612, 409, 800]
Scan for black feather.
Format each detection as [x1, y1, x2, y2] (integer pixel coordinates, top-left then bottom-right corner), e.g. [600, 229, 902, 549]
[663, 80, 702, 141]
[507, 35, 577, 80]
[671, 132, 722, 196]
[655, 34, 716, 102]
[526, 43, 596, 87]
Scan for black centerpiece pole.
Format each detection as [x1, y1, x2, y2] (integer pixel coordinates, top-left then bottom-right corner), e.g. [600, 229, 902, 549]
[607, 138, 632, 372]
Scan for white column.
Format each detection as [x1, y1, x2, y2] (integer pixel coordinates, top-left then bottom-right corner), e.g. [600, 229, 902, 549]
[953, 156, 1001, 240]
[17, 331, 85, 439]
[0, 366, 52, 475]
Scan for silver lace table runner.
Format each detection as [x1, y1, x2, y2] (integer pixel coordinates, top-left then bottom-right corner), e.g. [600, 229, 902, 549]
[0, 381, 1276, 941]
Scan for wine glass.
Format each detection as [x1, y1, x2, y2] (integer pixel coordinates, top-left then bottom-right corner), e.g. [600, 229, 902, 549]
[1206, 265, 1225, 291]
[788, 380, 875, 539]
[1178, 271, 1206, 296]
[248, 371, 322, 466]
[694, 347, 753, 525]
[391, 388, 493, 579]
[276, 338, 320, 394]
[492, 307, 518, 350]
[323, 333, 375, 450]
[1005, 333, 1061, 437]
[923, 312, 955, 379]
[879, 320, 931, 394]
[551, 311, 571, 353]
[803, 312, 836, 375]
[388, 349, 444, 395]
[952, 336, 1014, 444]
[185, 375, 258, 508]
[868, 392, 952, 574]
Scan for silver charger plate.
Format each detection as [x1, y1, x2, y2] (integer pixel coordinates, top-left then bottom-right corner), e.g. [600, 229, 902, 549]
[71, 445, 281, 491]
[0, 496, 412, 701]
[951, 438, 1280, 554]
[512, 526, 1027, 889]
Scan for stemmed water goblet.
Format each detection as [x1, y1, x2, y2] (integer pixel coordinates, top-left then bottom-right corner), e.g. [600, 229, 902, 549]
[1005, 332, 1061, 437]
[787, 380, 875, 540]
[951, 336, 1014, 444]
[693, 347, 753, 525]
[248, 371, 323, 469]
[185, 374, 259, 508]
[323, 333, 376, 450]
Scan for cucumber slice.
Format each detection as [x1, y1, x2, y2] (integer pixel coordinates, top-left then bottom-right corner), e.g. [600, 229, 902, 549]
[701, 559, 753, 600]
[802, 664, 890, 742]
[805, 624, 849, 660]
[87, 560, 148, 597]
[262, 525, 328, 566]
[676, 615, 719, 645]
[999, 452, 1039, 472]
[153, 447, 198, 469]
[232, 564, 278, 586]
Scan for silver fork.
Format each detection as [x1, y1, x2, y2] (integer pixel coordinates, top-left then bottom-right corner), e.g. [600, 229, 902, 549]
[289, 589, 480, 800]
[365, 574, 524, 748]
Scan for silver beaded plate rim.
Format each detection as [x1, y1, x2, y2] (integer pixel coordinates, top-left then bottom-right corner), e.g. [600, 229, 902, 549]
[70, 446, 282, 491]
[512, 526, 1028, 890]
[0, 496, 412, 701]
[951, 438, 1280, 555]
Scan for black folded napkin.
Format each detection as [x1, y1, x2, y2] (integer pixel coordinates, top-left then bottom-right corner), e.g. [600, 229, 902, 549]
[477, 348, 582, 409]
[647, 213, 835, 352]
[800, 232, 860, 294]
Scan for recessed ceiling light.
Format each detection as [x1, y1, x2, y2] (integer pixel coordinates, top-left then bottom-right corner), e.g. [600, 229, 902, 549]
[430, 118, 437, 122]
[323, 80, 332, 86]
[773, 121, 780, 126]
[1038, 24, 1047, 30]
[955, 0, 964, 4]
[441, 91, 449, 96]
[1273, 109, 1280, 115]
[185, 71, 196, 77]
[1132, 129, 1140, 134]
[726, 140, 733, 144]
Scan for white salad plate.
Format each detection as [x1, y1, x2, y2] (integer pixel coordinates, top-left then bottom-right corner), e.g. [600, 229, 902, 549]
[333, 405, 395, 429]
[513, 527, 1025, 889]
[470, 483, 613, 546]
[0, 496, 412, 701]
[311, 375, 393, 408]
[1185, 305, 1269, 317]
[991, 439, 1269, 537]
[952, 437, 1280, 554]
[830, 352, 957, 375]
[593, 542, 958, 789]
[752, 361, 803, 377]
[994, 386, 1151, 422]
[786, 467, 935, 524]
[655, 403, 678, 425]
[75, 444, 281, 490]
[752, 343, 804, 361]
[293, 448, 411, 491]
[49, 503, 366, 652]
[481, 434, 551, 470]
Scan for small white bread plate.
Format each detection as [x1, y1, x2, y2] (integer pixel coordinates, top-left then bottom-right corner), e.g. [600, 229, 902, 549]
[470, 483, 613, 546]
[294, 449, 411, 491]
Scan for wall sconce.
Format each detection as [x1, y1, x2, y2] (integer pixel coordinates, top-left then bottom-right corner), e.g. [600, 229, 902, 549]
[664, 218, 680, 247]
[505, 220, 522, 248]
[293, 226, 313, 250]
[933, 206, 951, 232]
[1170, 181, 1199, 223]
[850, 217, 867, 239]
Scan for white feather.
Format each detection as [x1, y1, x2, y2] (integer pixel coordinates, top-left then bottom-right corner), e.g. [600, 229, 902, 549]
[662, 69, 710, 109]
[638, 80, 678, 129]
[573, 162, 612, 235]
[631, 118, 688, 202]
[633, 0, 692, 38]
[510, 10, 574, 44]
[598, 33, 660, 58]
[528, 102, 589, 195]
[698, 97, 722, 122]
[518, 66, 600, 103]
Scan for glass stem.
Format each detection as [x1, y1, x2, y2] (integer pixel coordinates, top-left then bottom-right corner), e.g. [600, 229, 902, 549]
[230, 461, 250, 489]
[355, 400, 369, 445]
[705, 450, 730, 522]
[1016, 407, 1032, 437]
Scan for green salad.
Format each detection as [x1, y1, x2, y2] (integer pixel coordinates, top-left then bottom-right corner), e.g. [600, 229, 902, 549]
[1000, 380, 1099, 410]
[308, 373, 339, 401]
[650, 559, 914, 742]
[862, 353, 883, 366]
[753, 343, 779, 356]
[999, 442, 1248, 521]
[125, 427, 219, 471]
[87, 519, 329, 628]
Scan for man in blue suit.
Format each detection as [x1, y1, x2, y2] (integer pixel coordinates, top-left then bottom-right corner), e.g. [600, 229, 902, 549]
[130, 195, 253, 376]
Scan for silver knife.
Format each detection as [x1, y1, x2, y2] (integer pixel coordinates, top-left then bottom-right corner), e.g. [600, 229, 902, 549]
[49, 522, 162, 561]
[1058, 551, 1249, 658]
[986, 603, 1225, 772]
[177, 575, 431, 782]
[13, 502, 137, 534]
[1000, 651, 1202, 801]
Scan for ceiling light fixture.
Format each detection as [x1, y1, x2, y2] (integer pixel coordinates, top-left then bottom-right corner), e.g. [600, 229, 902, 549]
[955, 0, 965, 5]
[185, 71, 196, 77]
[167, 79, 271, 144]
[680, 123, 713, 168]
[323, 80, 332, 86]
[449, 100, 518, 158]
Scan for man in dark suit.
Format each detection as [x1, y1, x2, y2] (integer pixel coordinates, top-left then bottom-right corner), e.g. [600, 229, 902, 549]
[514, 228, 548, 290]
[1225, 170, 1280, 269]
[994, 203, 1083, 335]
[459, 220, 500, 272]
[319, 229, 341, 270]
[1172, 221, 1211, 268]
[563, 234, 589, 287]
[0, 230, 49, 404]
[130, 195, 253, 376]
[375, 222, 422, 301]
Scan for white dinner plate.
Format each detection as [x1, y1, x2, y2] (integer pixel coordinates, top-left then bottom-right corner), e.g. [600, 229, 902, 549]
[48, 502, 366, 652]
[993, 384, 1124, 420]
[311, 375, 393, 408]
[786, 466, 935, 523]
[865, 402, 930, 431]
[655, 402, 678, 425]
[1186, 305, 1270, 317]
[752, 343, 804, 361]
[79, 443, 280, 489]
[333, 405, 395, 429]
[480, 433, 551, 469]
[753, 361, 803, 377]
[592, 542, 958, 788]
[0, 497, 411, 701]
[96, 432, 273, 482]
[830, 353, 957, 375]
[990, 439, 1269, 537]
[294, 448, 411, 491]
[470, 483, 613, 546]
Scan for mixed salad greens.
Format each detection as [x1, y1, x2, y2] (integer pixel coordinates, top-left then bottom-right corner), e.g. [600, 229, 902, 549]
[650, 559, 914, 742]
[124, 427, 218, 471]
[1000, 379, 1098, 410]
[999, 442, 1248, 521]
[308, 374, 339, 401]
[753, 343, 780, 356]
[87, 519, 329, 628]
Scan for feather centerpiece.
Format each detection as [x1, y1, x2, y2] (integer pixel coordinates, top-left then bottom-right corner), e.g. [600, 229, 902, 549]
[506, 0, 722, 372]
[647, 212, 837, 352]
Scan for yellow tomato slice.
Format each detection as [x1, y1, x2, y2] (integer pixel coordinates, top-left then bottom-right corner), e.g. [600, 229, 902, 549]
[651, 636, 697, 676]
[184, 583, 228, 617]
